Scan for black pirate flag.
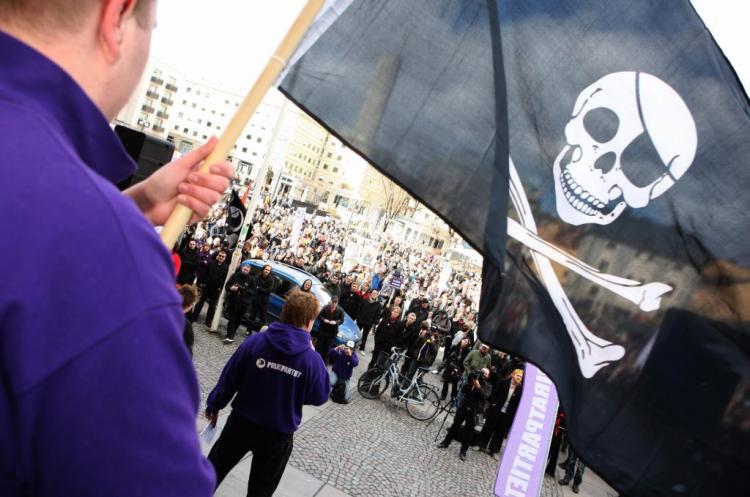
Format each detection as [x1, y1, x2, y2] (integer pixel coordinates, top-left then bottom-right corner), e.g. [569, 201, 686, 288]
[280, 1, 750, 495]
[224, 189, 246, 250]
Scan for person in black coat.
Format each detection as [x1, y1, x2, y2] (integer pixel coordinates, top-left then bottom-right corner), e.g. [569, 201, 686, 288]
[400, 320, 430, 376]
[315, 296, 345, 364]
[367, 306, 402, 370]
[475, 369, 524, 456]
[397, 312, 420, 352]
[441, 338, 472, 401]
[190, 250, 229, 325]
[356, 289, 383, 353]
[246, 264, 274, 332]
[438, 368, 492, 461]
[223, 261, 257, 343]
[338, 282, 362, 321]
[414, 299, 431, 325]
[177, 239, 200, 285]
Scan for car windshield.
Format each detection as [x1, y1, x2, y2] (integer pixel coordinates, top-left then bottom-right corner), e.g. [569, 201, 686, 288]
[312, 284, 331, 305]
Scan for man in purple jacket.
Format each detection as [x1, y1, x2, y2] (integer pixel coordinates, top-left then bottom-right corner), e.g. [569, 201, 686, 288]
[0, 1, 233, 496]
[205, 288, 330, 496]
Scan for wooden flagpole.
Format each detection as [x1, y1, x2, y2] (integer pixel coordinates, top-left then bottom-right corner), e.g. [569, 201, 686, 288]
[159, 0, 326, 248]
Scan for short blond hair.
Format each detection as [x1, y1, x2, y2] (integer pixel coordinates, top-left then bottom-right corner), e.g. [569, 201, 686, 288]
[0, 0, 153, 32]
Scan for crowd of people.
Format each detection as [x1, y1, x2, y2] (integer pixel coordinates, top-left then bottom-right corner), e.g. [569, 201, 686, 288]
[171, 193, 543, 477]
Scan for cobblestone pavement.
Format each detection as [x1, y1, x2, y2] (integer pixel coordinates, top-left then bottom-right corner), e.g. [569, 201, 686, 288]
[191, 321, 595, 497]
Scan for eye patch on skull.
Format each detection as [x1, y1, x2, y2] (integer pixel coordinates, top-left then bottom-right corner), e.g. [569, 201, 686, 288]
[583, 107, 620, 143]
[620, 131, 668, 188]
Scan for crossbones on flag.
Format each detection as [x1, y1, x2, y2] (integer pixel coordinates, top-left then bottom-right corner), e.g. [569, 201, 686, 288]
[280, 1, 750, 496]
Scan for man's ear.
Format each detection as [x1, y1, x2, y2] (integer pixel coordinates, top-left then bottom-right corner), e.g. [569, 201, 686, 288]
[98, 0, 137, 62]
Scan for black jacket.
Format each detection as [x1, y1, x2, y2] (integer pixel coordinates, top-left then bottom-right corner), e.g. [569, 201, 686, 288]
[414, 306, 430, 325]
[317, 304, 344, 337]
[442, 346, 471, 381]
[203, 260, 229, 294]
[488, 378, 523, 418]
[357, 299, 383, 326]
[254, 273, 275, 303]
[398, 321, 420, 351]
[225, 271, 256, 303]
[324, 280, 341, 298]
[374, 317, 402, 350]
[177, 248, 200, 284]
[339, 290, 362, 320]
[410, 335, 439, 366]
[459, 377, 492, 412]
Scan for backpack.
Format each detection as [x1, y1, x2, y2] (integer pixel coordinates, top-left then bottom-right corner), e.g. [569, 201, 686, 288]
[330, 380, 348, 404]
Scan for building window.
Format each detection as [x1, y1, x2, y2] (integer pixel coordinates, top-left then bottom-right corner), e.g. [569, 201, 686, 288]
[337, 155, 342, 161]
[197, 118, 202, 124]
[182, 100, 187, 105]
[242, 147, 248, 153]
[192, 131, 198, 137]
[256, 137, 262, 143]
[333, 167, 339, 173]
[178, 112, 184, 118]
[174, 125, 179, 130]
[196, 90, 201, 96]
[207, 122, 212, 127]
[183, 128, 189, 133]
[246, 134, 252, 140]
[203, 135, 208, 140]
[323, 164, 328, 170]
[192, 103, 196, 108]
[186, 87, 192, 93]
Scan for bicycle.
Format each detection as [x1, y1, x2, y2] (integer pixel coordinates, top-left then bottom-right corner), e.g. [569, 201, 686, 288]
[357, 348, 441, 421]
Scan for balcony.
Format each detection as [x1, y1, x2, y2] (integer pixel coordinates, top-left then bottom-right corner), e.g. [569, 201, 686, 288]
[150, 76, 164, 85]
[152, 125, 166, 134]
[146, 90, 159, 99]
[141, 105, 155, 114]
[160, 97, 174, 106]
[156, 111, 170, 119]
[165, 83, 178, 92]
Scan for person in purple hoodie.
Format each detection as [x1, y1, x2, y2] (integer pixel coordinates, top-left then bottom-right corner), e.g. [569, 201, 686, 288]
[328, 340, 360, 403]
[205, 288, 330, 496]
[0, 2, 233, 497]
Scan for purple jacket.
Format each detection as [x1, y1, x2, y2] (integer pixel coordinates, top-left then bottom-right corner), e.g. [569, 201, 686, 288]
[0, 31, 214, 496]
[207, 322, 330, 433]
[329, 347, 360, 380]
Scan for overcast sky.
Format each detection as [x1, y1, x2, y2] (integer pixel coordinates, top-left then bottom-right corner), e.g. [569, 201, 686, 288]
[150, 1, 749, 95]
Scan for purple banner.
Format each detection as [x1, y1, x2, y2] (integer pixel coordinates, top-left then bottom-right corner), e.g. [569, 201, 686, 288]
[494, 364, 559, 497]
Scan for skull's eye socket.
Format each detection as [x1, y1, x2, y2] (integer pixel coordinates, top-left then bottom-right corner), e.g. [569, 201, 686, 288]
[583, 107, 619, 143]
[620, 132, 667, 188]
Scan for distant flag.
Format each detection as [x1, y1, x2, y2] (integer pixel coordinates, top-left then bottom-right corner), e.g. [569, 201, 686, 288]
[225, 189, 247, 250]
[280, 1, 750, 496]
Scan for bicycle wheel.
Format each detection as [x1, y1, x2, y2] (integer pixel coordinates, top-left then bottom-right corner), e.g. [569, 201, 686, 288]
[406, 384, 441, 421]
[357, 368, 390, 399]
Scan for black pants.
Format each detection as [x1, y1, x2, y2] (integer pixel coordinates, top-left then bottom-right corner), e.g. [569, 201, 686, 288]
[545, 430, 563, 476]
[191, 287, 220, 324]
[208, 412, 293, 497]
[246, 299, 268, 331]
[357, 322, 375, 351]
[477, 406, 512, 454]
[367, 344, 389, 370]
[440, 379, 458, 400]
[314, 333, 335, 364]
[442, 406, 476, 453]
[226, 300, 248, 339]
[400, 357, 414, 377]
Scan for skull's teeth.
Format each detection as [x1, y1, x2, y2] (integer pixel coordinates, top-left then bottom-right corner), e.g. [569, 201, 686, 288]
[562, 167, 608, 215]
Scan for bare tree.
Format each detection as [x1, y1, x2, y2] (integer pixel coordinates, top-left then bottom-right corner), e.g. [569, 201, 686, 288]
[380, 177, 411, 232]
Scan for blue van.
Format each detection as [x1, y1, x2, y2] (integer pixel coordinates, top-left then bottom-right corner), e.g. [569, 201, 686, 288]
[242, 260, 361, 346]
